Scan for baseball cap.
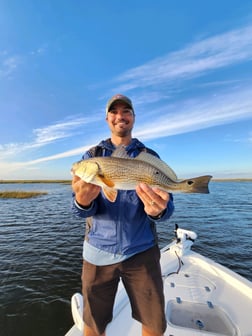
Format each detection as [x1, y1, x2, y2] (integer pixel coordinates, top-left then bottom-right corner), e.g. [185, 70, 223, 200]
[106, 94, 134, 115]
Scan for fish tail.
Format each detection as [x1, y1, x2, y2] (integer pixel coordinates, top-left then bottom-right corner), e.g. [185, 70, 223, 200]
[182, 175, 212, 194]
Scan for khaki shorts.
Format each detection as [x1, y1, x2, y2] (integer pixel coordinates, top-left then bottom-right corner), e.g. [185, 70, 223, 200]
[82, 245, 166, 334]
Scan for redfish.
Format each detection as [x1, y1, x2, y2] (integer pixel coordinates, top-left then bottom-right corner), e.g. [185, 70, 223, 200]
[71, 146, 212, 202]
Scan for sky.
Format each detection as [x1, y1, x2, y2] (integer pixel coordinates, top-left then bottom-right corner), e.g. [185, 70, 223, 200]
[0, 0, 252, 180]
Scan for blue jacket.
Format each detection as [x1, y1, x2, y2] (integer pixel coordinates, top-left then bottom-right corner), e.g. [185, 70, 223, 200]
[72, 138, 174, 255]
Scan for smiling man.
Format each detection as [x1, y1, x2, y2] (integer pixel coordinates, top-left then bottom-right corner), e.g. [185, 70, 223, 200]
[71, 94, 175, 336]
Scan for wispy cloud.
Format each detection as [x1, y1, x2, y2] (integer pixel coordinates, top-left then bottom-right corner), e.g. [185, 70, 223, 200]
[30, 44, 48, 56]
[33, 118, 92, 145]
[24, 144, 95, 165]
[0, 44, 47, 79]
[134, 86, 252, 140]
[0, 53, 22, 78]
[112, 24, 252, 93]
[226, 131, 252, 144]
[0, 116, 100, 158]
[3, 84, 251, 171]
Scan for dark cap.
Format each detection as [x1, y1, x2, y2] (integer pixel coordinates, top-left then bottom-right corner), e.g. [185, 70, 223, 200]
[106, 94, 134, 115]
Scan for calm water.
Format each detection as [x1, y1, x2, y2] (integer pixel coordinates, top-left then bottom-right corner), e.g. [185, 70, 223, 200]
[0, 182, 251, 336]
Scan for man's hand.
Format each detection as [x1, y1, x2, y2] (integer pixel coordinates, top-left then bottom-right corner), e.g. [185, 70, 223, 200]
[136, 183, 170, 217]
[72, 175, 101, 207]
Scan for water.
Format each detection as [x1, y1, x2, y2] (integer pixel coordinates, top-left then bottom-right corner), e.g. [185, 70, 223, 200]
[0, 182, 251, 336]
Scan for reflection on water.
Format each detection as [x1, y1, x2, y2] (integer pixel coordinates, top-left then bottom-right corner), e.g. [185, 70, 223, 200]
[0, 182, 251, 336]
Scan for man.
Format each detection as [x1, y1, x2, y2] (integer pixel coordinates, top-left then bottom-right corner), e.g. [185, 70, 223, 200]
[72, 94, 174, 336]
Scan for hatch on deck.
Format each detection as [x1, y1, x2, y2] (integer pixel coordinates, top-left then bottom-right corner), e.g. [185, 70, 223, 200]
[166, 300, 238, 335]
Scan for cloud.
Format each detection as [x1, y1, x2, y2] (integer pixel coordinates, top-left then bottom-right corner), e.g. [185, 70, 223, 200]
[0, 116, 101, 158]
[33, 118, 91, 145]
[0, 44, 47, 79]
[134, 86, 252, 140]
[0, 54, 22, 78]
[0, 143, 97, 180]
[30, 44, 48, 56]
[112, 24, 252, 92]
[1, 144, 92, 167]
[24, 144, 95, 165]
[227, 131, 252, 144]
[3, 83, 251, 171]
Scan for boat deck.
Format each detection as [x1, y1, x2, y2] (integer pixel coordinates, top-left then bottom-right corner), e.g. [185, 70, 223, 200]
[66, 242, 252, 336]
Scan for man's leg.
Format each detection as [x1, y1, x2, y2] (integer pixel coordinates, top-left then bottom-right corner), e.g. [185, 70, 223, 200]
[142, 325, 163, 336]
[82, 261, 119, 335]
[121, 246, 166, 334]
[84, 324, 105, 336]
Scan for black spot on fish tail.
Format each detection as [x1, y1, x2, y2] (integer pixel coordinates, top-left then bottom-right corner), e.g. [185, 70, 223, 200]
[185, 175, 212, 194]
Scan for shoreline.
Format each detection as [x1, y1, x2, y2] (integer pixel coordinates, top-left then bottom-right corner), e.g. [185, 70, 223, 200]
[0, 180, 71, 184]
[211, 178, 252, 182]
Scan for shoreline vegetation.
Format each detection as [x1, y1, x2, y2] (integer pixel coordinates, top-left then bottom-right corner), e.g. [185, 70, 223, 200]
[0, 180, 71, 184]
[0, 191, 48, 199]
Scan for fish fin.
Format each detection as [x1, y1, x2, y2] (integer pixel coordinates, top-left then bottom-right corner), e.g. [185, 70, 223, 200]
[102, 187, 118, 202]
[111, 146, 130, 159]
[136, 152, 178, 181]
[98, 175, 115, 188]
[181, 175, 213, 194]
[112, 146, 178, 181]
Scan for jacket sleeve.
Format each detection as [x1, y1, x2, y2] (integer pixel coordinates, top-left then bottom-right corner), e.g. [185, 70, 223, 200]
[71, 197, 98, 218]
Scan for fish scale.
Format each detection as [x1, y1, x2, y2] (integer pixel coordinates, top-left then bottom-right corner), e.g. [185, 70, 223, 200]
[96, 157, 166, 187]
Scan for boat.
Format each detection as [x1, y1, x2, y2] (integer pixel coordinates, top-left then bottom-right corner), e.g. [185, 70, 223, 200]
[65, 226, 252, 336]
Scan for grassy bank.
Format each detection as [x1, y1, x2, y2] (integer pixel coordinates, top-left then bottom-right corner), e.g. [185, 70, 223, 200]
[0, 191, 48, 199]
[0, 180, 71, 184]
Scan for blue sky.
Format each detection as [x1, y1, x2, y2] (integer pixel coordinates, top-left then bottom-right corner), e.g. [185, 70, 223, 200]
[1, 0, 252, 180]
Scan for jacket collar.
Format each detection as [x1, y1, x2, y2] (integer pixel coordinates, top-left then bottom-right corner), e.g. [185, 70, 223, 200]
[98, 138, 146, 152]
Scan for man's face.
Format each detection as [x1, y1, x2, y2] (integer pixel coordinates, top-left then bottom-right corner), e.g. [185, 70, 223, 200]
[106, 101, 135, 138]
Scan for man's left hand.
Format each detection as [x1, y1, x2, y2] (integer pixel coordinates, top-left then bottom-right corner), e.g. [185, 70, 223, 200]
[136, 183, 170, 218]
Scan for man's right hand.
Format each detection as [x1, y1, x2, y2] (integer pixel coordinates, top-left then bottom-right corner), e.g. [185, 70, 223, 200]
[72, 175, 101, 207]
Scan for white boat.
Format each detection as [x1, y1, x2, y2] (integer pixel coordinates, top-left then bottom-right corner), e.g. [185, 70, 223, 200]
[65, 227, 252, 336]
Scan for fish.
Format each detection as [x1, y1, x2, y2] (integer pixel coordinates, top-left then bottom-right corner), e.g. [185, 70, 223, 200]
[71, 146, 212, 202]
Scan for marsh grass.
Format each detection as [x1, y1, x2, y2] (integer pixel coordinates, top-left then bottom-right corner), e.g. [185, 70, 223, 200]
[0, 180, 71, 184]
[0, 191, 48, 199]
